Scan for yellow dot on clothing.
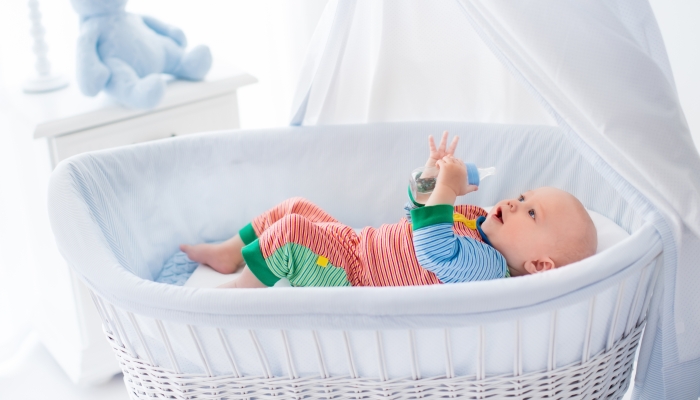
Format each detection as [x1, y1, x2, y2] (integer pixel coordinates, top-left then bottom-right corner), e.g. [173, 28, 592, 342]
[317, 255, 329, 267]
[453, 213, 477, 229]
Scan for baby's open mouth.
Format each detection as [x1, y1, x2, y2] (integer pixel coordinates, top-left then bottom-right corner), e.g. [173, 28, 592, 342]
[493, 207, 503, 224]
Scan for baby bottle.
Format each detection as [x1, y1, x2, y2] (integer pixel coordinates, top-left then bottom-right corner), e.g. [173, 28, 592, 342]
[409, 163, 495, 197]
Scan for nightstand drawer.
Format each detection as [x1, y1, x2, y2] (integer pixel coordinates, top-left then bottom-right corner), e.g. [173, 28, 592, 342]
[49, 94, 239, 164]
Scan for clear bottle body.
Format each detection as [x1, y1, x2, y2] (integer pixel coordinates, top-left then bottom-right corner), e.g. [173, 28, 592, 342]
[409, 163, 495, 197]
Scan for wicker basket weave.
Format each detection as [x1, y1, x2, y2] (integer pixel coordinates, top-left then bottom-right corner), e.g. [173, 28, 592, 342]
[97, 295, 644, 400]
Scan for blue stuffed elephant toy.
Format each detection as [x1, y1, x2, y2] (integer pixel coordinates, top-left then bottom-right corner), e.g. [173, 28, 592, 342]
[71, 0, 212, 108]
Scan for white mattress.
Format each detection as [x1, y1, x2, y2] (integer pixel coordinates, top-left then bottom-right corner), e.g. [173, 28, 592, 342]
[185, 209, 628, 288]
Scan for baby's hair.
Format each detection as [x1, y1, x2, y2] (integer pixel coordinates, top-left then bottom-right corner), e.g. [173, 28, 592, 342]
[551, 195, 598, 268]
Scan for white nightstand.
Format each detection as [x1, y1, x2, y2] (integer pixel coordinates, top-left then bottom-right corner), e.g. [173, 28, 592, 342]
[32, 65, 256, 167]
[13, 64, 256, 385]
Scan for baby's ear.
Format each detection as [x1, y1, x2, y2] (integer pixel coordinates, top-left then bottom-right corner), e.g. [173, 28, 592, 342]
[523, 257, 555, 274]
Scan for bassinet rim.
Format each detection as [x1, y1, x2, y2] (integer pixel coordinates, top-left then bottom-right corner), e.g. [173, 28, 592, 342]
[70, 221, 661, 332]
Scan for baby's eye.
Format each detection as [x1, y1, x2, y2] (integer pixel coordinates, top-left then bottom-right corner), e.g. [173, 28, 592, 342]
[518, 195, 524, 202]
[529, 209, 536, 219]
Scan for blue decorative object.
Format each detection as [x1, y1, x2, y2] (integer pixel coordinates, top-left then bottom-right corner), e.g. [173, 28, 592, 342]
[157, 251, 199, 286]
[70, 0, 212, 108]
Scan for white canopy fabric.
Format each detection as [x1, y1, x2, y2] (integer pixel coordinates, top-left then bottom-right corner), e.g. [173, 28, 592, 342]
[290, 1, 700, 398]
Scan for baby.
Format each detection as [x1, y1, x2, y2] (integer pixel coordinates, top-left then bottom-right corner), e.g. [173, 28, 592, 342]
[181, 132, 597, 288]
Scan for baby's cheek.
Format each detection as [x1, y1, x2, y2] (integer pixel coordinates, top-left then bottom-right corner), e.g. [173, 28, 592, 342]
[510, 224, 535, 247]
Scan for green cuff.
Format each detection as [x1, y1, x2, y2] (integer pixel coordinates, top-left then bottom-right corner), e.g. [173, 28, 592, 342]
[407, 185, 425, 208]
[411, 204, 454, 230]
[241, 239, 280, 287]
[238, 223, 258, 245]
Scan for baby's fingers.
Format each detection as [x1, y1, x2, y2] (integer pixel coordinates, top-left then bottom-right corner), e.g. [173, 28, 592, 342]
[447, 135, 459, 155]
[438, 131, 449, 153]
[428, 135, 437, 153]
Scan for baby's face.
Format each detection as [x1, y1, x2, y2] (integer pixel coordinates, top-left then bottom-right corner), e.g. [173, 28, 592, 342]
[481, 187, 588, 276]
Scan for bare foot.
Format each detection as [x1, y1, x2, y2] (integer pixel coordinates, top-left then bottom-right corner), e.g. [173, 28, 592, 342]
[180, 235, 246, 274]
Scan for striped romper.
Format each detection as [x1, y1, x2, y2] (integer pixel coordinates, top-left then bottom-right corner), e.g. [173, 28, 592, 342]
[239, 196, 508, 287]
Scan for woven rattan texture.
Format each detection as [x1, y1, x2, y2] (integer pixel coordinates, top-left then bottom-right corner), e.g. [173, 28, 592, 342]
[107, 324, 642, 400]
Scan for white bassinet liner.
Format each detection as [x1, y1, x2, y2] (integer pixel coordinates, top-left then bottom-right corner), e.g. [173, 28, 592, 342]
[49, 121, 658, 326]
[49, 121, 662, 379]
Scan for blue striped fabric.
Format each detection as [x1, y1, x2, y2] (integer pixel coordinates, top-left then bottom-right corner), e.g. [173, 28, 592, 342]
[413, 223, 507, 283]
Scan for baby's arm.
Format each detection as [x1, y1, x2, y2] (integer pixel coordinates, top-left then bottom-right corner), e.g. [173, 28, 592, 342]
[412, 215, 507, 282]
[411, 195, 506, 282]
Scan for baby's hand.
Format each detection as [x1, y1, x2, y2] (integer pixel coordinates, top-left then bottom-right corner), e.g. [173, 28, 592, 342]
[425, 156, 470, 206]
[436, 156, 474, 196]
[426, 131, 459, 168]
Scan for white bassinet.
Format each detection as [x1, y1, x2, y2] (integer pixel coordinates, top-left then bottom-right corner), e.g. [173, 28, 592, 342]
[49, 122, 663, 399]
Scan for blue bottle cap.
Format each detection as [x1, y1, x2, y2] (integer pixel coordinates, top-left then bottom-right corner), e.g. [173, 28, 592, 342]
[466, 163, 479, 186]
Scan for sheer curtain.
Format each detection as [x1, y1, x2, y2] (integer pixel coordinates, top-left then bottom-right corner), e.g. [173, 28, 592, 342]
[290, 0, 556, 127]
[0, 0, 327, 369]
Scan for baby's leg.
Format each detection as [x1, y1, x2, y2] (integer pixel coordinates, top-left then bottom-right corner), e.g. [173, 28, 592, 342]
[217, 267, 267, 288]
[180, 235, 245, 274]
[247, 214, 356, 287]
[181, 198, 336, 275]
[252, 197, 339, 235]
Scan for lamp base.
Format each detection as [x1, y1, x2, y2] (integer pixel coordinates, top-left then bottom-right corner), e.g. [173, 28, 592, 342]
[23, 74, 69, 94]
